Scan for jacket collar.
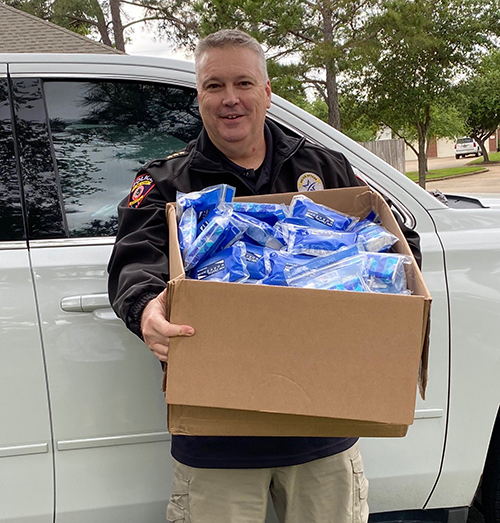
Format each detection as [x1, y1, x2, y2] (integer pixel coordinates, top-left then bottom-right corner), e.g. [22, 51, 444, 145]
[188, 118, 303, 174]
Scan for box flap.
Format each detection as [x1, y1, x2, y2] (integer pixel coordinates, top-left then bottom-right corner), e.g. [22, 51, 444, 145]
[166, 202, 185, 281]
[168, 404, 409, 438]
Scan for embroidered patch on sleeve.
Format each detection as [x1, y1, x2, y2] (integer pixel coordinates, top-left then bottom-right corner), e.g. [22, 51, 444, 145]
[128, 173, 155, 208]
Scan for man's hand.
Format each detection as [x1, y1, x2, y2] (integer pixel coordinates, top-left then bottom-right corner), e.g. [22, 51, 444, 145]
[141, 289, 195, 363]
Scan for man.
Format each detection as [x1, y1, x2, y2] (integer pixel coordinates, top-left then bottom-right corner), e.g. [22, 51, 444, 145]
[108, 29, 369, 523]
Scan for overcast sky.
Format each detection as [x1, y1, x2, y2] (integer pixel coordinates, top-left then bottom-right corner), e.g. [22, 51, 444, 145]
[120, 5, 193, 60]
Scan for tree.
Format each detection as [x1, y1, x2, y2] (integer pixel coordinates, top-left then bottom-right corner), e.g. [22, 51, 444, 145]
[194, 0, 383, 131]
[299, 94, 379, 142]
[3, 0, 198, 52]
[459, 50, 500, 162]
[349, 0, 499, 188]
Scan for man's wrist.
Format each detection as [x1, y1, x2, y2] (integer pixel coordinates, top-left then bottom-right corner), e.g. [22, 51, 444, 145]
[127, 291, 160, 339]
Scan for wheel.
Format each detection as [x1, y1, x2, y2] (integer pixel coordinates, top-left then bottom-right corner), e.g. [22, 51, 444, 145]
[476, 151, 480, 157]
[456, 155, 460, 159]
[482, 422, 500, 523]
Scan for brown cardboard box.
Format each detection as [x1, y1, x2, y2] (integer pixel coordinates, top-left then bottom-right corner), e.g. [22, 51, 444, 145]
[164, 186, 431, 437]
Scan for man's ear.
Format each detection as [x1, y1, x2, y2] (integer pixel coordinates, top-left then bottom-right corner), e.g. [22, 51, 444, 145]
[265, 80, 272, 109]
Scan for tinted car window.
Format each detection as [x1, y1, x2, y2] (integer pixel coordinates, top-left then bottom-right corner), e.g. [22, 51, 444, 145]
[0, 79, 25, 241]
[12, 78, 66, 239]
[44, 80, 202, 238]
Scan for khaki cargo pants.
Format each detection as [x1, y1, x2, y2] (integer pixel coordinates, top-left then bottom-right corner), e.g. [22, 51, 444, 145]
[167, 442, 369, 523]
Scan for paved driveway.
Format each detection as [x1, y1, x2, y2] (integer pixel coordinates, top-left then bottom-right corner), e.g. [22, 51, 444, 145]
[405, 156, 500, 194]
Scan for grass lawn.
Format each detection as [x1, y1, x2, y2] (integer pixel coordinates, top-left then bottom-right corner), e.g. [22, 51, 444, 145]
[469, 152, 500, 164]
[406, 165, 487, 182]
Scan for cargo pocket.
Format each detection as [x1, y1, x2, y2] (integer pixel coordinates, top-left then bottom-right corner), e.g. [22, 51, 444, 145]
[351, 451, 369, 523]
[166, 474, 190, 523]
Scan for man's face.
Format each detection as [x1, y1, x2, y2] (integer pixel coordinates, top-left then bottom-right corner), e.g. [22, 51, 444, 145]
[196, 46, 272, 156]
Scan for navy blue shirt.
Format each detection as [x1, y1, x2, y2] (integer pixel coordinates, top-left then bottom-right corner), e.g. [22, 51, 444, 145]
[171, 125, 357, 468]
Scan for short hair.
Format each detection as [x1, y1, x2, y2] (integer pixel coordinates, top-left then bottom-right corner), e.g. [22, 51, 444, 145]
[195, 29, 268, 85]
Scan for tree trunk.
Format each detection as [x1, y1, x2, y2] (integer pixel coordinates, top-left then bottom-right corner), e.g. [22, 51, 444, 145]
[478, 139, 490, 163]
[91, 0, 112, 47]
[321, 7, 341, 130]
[325, 63, 341, 130]
[417, 128, 427, 189]
[110, 0, 125, 52]
[474, 132, 494, 163]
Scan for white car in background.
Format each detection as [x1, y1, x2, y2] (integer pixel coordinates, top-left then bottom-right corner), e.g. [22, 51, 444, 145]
[1, 53, 500, 523]
[455, 137, 481, 158]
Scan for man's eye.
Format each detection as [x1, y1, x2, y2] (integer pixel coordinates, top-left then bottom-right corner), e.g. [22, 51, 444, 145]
[206, 83, 221, 90]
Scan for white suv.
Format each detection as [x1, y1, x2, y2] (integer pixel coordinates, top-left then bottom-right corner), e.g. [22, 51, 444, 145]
[1, 53, 500, 523]
[455, 137, 481, 158]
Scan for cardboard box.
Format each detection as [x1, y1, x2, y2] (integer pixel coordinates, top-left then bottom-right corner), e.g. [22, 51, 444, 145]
[164, 187, 431, 438]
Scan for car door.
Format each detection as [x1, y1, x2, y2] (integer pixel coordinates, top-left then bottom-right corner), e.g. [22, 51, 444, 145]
[8, 68, 202, 522]
[0, 67, 54, 523]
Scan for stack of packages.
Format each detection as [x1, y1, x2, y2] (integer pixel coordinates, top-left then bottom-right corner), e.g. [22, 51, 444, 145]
[177, 184, 413, 295]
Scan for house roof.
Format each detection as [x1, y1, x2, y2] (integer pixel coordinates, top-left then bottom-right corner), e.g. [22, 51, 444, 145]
[0, 3, 124, 54]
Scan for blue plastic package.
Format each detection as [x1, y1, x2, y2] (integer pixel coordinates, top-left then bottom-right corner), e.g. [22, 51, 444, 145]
[299, 258, 370, 292]
[351, 221, 398, 253]
[198, 207, 247, 253]
[190, 242, 249, 283]
[289, 195, 358, 231]
[183, 209, 233, 271]
[215, 218, 246, 251]
[231, 202, 288, 225]
[198, 205, 229, 234]
[241, 243, 267, 280]
[306, 252, 412, 294]
[364, 210, 382, 224]
[176, 184, 235, 219]
[283, 224, 359, 256]
[232, 212, 285, 250]
[325, 274, 369, 292]
[363, 252, 412, 294]
[285, 245, 360, 286]
[178, 207, 197, 255]
[261, 250, 311, 286]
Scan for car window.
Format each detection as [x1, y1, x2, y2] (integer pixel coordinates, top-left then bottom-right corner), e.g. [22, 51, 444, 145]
[0, 78, 25, 241]
[457, 138, 473, 144]
[43, 80, 203, 238]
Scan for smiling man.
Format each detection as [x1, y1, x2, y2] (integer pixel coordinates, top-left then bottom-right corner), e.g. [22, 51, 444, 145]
[108, 30, 369, 523]
[196, 44, 271, 168]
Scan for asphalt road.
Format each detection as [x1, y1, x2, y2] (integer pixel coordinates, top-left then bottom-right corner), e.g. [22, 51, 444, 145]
[405, 156, 500, 194]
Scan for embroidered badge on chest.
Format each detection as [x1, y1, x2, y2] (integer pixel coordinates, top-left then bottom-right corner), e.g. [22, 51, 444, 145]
[297, 172, 324, 192]
[128, 173, 155, 208]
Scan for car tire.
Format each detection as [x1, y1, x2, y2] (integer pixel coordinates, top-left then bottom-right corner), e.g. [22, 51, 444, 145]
[482, 420, 500, 523]
[476, 151, 480, 157]
[456, 155, 460, 159]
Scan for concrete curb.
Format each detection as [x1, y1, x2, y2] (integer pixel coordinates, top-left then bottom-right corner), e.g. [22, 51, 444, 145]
[408, 169, 489, 183]
[424, 168, 489, 182]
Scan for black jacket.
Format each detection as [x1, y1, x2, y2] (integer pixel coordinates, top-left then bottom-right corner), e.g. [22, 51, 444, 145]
[108, 119, 363, 336]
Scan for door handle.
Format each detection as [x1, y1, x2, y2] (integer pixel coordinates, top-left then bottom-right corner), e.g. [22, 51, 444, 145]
[61, 293, 111, 312]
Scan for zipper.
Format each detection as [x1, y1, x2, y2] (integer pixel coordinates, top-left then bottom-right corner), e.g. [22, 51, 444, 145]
[192, 167, 258, 195]
[269, 136, 306, 193]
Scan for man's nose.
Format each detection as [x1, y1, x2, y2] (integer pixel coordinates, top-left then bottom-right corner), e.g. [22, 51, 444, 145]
[222, 86, 239, 106]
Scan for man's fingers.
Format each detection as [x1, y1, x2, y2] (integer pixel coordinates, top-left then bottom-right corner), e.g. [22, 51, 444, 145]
[151, 318, 194, 339]
[165, 323, 195, 338]
[150, 343, 169, 363]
